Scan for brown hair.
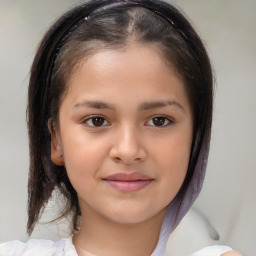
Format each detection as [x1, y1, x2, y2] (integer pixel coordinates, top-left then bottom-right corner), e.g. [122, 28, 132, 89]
[27, 0, 213, 235]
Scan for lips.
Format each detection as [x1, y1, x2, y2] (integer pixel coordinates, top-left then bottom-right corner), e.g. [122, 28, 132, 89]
[103, 172, 153, 192]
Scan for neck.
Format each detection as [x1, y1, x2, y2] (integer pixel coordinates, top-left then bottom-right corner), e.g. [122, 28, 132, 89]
[73, 207, 167, 256]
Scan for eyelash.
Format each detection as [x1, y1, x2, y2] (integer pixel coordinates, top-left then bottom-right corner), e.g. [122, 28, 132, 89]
[82, 115, 173, 128]
[145, 115, 173, 127]
[82, 115, 110, 127]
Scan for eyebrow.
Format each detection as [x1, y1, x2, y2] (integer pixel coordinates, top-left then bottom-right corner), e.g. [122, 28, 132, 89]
[73, 100, 185, 112]
[73, 101, 115, 110]
[139, 100, 185, 112]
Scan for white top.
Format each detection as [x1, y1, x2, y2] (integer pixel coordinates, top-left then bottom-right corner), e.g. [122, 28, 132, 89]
[0, 236, 232, 256]
[0, 207, 232, 256]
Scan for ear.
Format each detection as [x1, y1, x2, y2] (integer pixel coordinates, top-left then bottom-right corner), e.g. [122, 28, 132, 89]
[48, 119, 64, 166]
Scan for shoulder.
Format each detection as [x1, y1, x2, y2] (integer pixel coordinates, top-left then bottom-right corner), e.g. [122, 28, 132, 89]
[0, 237, 71, 256]
[189, 245, 243, 256]
[222, 250, 243, 256]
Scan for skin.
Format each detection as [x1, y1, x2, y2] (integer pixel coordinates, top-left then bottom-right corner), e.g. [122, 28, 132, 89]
[50, 43, 241, 256]
[223, 251, 243, 256]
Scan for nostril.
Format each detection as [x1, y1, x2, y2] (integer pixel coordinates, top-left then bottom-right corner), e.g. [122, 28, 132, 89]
[109, 142, 147, 164]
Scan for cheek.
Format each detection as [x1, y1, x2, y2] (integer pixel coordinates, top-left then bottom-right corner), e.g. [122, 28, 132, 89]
[151, 131, 192, 198]
[60, 131, 109, 185]
[154, 129, 191, 169]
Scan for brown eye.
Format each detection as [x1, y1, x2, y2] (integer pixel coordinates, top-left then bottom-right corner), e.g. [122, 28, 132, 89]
[84, 116, 109, 127]
[146, 116, 172, 127]
[92, 117, 105, 126]
[153, 117, 166, 126]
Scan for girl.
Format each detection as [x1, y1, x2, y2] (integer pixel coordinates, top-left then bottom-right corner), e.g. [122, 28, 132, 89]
[0, 0, 242, 255]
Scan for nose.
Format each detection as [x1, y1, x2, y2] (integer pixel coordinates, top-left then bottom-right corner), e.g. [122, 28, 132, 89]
[109, 125, 147, 165]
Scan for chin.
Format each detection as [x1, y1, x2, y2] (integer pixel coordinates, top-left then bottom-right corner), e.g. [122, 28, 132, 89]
[103, 205, 167, 225]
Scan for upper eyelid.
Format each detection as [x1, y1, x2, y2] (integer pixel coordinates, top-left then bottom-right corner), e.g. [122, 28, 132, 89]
[83, 114, 108, 121]
[146, 114, 174, 122]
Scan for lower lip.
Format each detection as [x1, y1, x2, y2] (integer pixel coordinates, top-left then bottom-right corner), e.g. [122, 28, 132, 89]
[104, 180, 153, 192]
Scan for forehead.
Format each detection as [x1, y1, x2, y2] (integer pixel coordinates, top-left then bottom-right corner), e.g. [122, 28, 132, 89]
[63, 43, 190, 110]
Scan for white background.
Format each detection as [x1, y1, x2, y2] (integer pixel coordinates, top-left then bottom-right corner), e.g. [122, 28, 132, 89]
[0, 1, 255, 256]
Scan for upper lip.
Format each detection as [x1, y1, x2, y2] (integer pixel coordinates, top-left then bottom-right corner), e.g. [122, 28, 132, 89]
[103, 172, 153, 181]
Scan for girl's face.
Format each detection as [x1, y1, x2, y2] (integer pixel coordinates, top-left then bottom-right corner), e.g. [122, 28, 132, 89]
[52, 43, 193, 224]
